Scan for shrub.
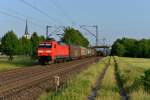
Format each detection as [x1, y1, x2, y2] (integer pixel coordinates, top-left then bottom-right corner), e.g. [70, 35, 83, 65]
[141, 69, 150, 93]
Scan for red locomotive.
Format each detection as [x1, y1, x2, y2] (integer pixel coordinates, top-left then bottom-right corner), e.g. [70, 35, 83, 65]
[37, 40, 96, 64]
[38, 40, 69, 64]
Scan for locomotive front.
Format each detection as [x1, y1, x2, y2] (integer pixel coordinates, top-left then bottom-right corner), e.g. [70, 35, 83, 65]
[37, 40, 70, 64]
[37, 41, 52, 64]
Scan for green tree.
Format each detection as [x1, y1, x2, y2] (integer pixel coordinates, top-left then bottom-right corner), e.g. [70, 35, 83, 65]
[0, 38, 1, 52]
[111, 40, 126, 56]
[120, 38, 136, 57]
[0, 42, 1, 53]
[111, 38, 150, 58]
[1, 31, 18, 61]
[19, 36, 31, 55]
[30, 32, 39, 58]
[62, 27, 89, 47]
[136, 39, 150, 58]
[39, 35, 45, 42]
[0, 45, 1, 53]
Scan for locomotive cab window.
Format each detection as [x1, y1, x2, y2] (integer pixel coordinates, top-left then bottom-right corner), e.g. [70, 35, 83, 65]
[38, 44, 52, 48]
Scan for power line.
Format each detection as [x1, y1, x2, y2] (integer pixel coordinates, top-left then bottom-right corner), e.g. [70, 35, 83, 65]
[18, 0, 62, 25]
[3, 9, 48, 25]
[46, 25, 66, 38]
[80, 25, 99, 46]
[0, 10, 43, 29]
[49, 0, 76, 25]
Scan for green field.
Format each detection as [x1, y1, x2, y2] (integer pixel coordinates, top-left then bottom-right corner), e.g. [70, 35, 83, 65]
[0, 56, 150, 99]
[39, 57, 110, 100]
[0, 56, 38, 72]
[116, 57, 150, 100]
[39, 57, 150, 100]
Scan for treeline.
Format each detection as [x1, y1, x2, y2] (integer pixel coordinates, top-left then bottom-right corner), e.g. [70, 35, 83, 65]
[0, 27, 89, 61]
[61, 27, 89, 47]
[111, 38, 150, 58]
[0, 31, 45, 61]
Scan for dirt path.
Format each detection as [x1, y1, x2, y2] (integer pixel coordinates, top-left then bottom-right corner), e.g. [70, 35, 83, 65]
[87, 57, 110, 100]
[113, 57, 128, 100]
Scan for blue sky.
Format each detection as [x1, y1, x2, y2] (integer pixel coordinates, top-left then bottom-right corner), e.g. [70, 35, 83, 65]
[0, 0, 150, 45]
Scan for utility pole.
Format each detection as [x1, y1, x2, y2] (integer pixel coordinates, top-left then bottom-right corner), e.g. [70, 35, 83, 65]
[95, 25, 98, 46]
[102, 38, 106, 46]
[46, 25, 52, 39]
[80, 25, 99, 46]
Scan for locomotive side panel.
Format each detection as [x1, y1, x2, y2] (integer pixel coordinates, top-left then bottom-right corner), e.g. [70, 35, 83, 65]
[55, 43, 69, 59]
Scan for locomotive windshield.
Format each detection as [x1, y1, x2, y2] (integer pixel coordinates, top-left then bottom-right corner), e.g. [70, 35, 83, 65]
[38, 44, 52, 48]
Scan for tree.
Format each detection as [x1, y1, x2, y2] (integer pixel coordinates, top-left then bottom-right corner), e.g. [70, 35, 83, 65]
[39, 35, 45, 42]
[30, 32, 39, 58]
[0, 44, 1, 53]
[61, 27, 89, 47]
[111, 40, 126, 56]
[0, 38, 1, 52]
[0, 42, 1, 53]
[111, 38, 150, 58]
[1, 31, 18, 61]
[136, 39, 150, 58]
[19, 36, 31, 55]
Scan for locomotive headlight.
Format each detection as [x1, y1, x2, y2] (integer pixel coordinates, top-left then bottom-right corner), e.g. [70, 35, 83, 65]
[45, 50, 51, 53]
[38, 50, 43, 53]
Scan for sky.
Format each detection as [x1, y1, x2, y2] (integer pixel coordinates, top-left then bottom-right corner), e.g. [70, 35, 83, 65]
[0, 0, 150, 45]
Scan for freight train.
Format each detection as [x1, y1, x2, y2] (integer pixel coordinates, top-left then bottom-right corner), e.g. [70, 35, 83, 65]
[37, 40, 96, 64]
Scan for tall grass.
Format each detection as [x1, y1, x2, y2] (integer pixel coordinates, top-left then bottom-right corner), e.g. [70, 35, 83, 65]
[96, 57, 120, 100]
[39, 57, 109, 100]
[116, 57, 150, 99]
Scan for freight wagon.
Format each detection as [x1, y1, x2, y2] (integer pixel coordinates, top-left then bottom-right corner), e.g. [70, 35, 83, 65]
[37, 40, 96, 64]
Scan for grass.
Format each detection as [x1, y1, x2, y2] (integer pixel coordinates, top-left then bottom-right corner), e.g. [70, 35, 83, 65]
[39, 57, 109, 100]
[96, 57, 120, 100]
[115, 57, 150, 100]
[0, 55, 38, 72]
[1, 56, 149, 99]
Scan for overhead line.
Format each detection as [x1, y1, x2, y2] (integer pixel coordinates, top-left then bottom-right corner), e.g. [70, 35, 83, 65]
[4, 9, 49, 25]
[0, 10, 43, 29]
[18, 0, 62, 25]
[49, 0, 76, 25]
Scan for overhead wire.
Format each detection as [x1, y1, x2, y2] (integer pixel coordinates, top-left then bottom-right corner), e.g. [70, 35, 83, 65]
[2, 8, 49, 27]
[0, 9, 43, 29]
[49, 0, 76, 26]
[5, 9, 42, 23]
[18, 0, 62, 25]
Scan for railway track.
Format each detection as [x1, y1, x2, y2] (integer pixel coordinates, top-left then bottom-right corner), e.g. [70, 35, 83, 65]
[0, 57, 99, 100]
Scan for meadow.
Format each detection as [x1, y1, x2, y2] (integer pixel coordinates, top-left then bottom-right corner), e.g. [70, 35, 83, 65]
[0, 55, 149, 99]
[39, 57, 110, 100]
[116, 57, 150, 100]
[0, 55, 38, 72]
[39, 57, 150, 100]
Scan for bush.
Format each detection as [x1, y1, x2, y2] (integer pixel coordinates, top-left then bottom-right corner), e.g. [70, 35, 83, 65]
[141, 69, 150, 93]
